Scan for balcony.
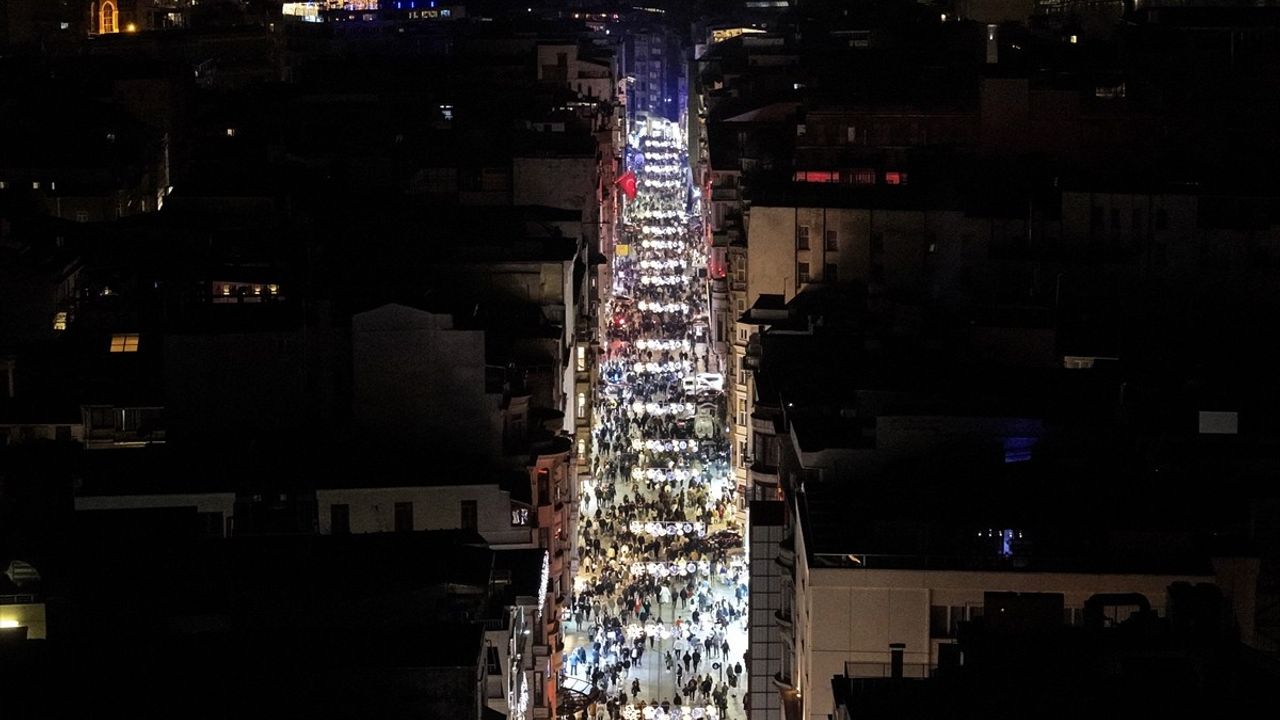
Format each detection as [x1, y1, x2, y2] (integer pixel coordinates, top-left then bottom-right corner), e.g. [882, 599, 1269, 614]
[771, 671, 796, 692]
[750, 460, 780, 488]
[774, 607, 793, 631]
[778, 535, 796, 568]
[750, 412, 777, 435]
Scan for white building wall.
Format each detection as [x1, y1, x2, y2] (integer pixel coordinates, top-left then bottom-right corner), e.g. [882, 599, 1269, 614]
[795, 564, 1216, 720]
[317, 485, 534, 547]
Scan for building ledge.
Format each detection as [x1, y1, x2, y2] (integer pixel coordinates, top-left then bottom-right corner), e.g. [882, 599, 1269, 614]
[750, 461, 780, 488]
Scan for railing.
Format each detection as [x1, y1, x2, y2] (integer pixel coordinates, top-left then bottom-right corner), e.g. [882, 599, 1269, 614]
[810, 552, 1211, 575]
[0, 594, 37, 605]
[843, 661, 930, 679]
[480, 615, 511, 631]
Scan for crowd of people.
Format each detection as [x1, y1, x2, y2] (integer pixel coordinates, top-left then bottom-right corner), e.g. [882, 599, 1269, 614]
[563, 120, 750, 720]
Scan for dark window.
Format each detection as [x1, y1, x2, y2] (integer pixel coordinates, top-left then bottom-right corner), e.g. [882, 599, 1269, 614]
[330, 504, 350, 534]
[1132, 209, 1143, 238]
[1156, 208, 1168, 230]
[1155, 243, 1168, 267]
[824, 230, 838, 251]
[797, 225, 810, 250]
[198, 512, 224, 539]
[930, 605, 949, 638]
[797, 262, 811, 284]
[537, 468, 551, 506]
[871, 233, 884, 252]
[461, 500, 478, 531]
[88, 407, 115, 431]
[56, 425, 71, 441]
[1111, 207, 1121, 230]
[1091, 206, 1104, 233]
[486, 645, 502, 674]
[950, 606, 966, 636]
[824, 263, 838, 282]
[395, 501, 414, 532]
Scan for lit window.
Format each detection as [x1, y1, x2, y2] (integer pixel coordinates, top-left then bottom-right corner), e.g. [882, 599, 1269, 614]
[253, 285, 262, 296]
[32, 181, 40, 190]
[885, 172, 907, 185]
[511, 506, 530, 526]
[110, 333, 140, 353]
[100, 1, 118, 34]
[576, 345, 587, 372]
[53, 312, 68, 332]
[222, 284, 232, 296]
[268, 284, 279, 295]
[225, 127, 237, 137]
[0, 181, 7, 189]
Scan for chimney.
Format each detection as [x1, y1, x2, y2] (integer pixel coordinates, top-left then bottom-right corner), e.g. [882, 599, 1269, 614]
[986, 25, 999, 64]
[889, 643, 905, 679]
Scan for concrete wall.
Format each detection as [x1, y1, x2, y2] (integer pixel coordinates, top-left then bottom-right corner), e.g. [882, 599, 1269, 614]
[795, 564, 1215, 720]
[352, 304, 500, 456]
[513, 157, 597, 214]
[75, 492, 235, 516]
[0, 602, 46, 639]
[317, 485, 533, 547]
[746, 206, 799, 307]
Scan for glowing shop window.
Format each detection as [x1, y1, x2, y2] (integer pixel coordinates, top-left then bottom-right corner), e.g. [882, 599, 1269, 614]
[53, 312, 68, 332]
[110, 333, 140, 353]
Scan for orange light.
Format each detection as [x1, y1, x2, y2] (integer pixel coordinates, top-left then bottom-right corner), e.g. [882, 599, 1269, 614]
[125, 23, 137, 33]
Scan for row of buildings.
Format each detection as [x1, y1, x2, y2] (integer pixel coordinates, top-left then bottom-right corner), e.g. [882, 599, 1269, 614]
[0, 4, 682, 718]
[687, 2, 1280, 720]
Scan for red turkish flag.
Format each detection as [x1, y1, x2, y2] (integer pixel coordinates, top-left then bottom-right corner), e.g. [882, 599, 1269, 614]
[616, 170, 637, 199]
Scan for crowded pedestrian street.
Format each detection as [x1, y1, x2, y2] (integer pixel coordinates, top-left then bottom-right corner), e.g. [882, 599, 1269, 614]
[562, 118, 749, 720]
